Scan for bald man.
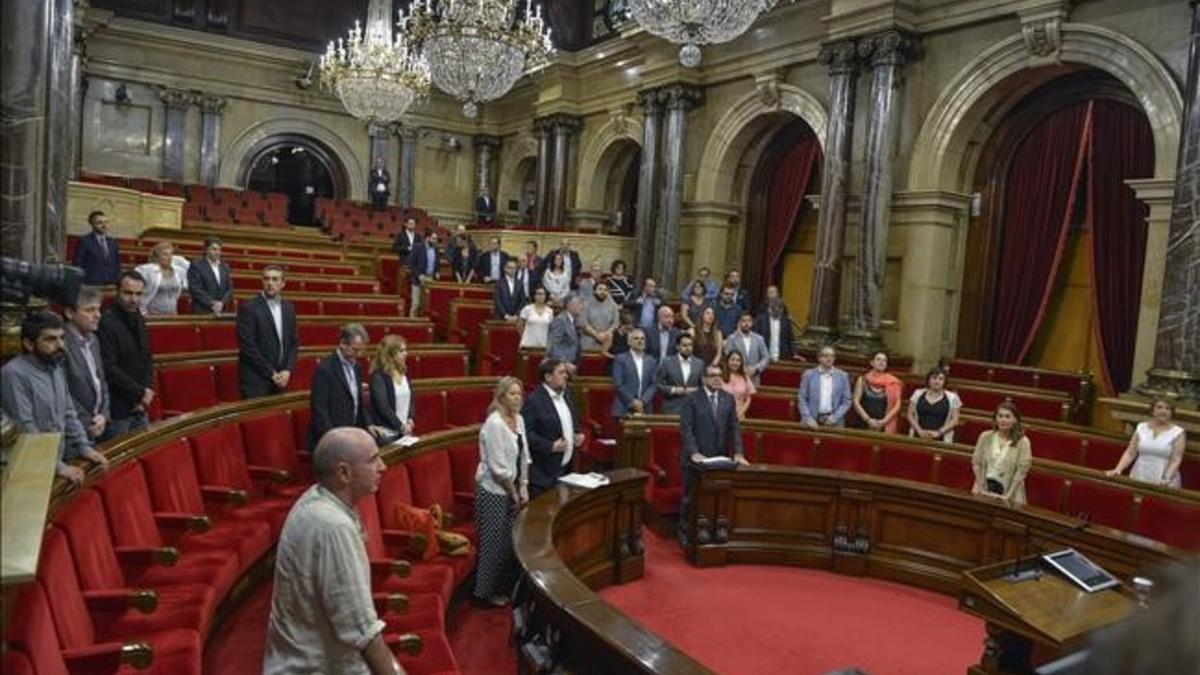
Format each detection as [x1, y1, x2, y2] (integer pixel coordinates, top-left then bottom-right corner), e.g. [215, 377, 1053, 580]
[264, 428, 404, 675]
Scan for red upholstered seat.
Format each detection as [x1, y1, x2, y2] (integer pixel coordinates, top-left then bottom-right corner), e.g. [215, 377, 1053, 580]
[290, 355, 321, 390]
[1022, 428, 1081, 465]
[747, 394, 795, 422]
[647, 427, 684, 516]
[936, 453, 975, 491]
[379, 321, 435, 345]
[1023, 471, 1067, 512]
[448, 302, 492, 346]
[577, 353, 609, 378]
[158, 364, 219, 416]
[760, 366, 803, 389]
[758, 432, 815, 466]
[815, 438, 873, 473]
[358, 492, 456, 605]
[1181, 454, 1200, 491]
[410, 352, 469, 379]
[373, 468, 475, 586]
[241, 412, 313, 489]
[213, 361, 241, 402]
[479, 324, 520, 376]
[148, 324, 201, 355]
[1133, 497, 1200, 550]
[954, 419, 990, 447]
[38, 528, 208, 663]
[199, 323, 238, 350]
[189, 425, 293, 534]
[1, 651, 34, 675]
[406, 450, 473, 526]
[875, 446, 935, 483]
[445, 388, 491, 427]
[7, 581, 103, 675]
[413, 391, 447, 430]
[581, 387, 619, 467]
[1065, 480, 1134, 530]
[394, 629, 462, 675]
[446, 442, 478, 504]
[297, 323, 341, 346]
[1080, 438, 1126, 471]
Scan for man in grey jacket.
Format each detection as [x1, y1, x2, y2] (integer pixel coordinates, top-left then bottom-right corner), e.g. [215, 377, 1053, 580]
[546, 294, 583, 370]
[723, 312, 771, 385]
[62, 287, 111, 442]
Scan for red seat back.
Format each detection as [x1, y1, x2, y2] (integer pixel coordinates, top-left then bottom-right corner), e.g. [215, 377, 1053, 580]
[1080, 438, 1126, 471]
[93, 462, 165, 548]
[954, 419, 989, 447]
[650, 427, 683, 487]
[410, 351, 469, 379]
[447, 442, 478, 499]
[1, 649, 37, 675]
[140, 439, 207, 514]
[159, 364, 219, 414]
[291, 408, 312, 451]
[1023, 471, 1066, 512]
[377, 464, 415, 529]
[1065, 480, 1134, 530]
[1133, 497, 1200, 550]
[758, 432, 816, 467]
[936, 453, 975, 491]
[200, 323, 238, 350]
[445, 388, 492, 427]
[214, 361, 242, 402]
[760, 366, 803, 389]
[36, 529, 98, 650]
[190, 425, 254, 491]
[584, 387, 618, 438]
[413, 391, 447, 431]
[357, 493, 387, 559]
[815, 438, 873, 473]
[148, 323, 202, 354]
[406, 451, 455, 510]
[241, 412, 301, 475]
[1023, 428, 1081, 465]
[875, 446, 935, 483]
[51, 490, 126, 591]
[747, 394, 795, 422]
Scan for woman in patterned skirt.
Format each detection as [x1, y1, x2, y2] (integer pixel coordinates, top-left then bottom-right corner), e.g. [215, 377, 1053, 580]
[473, 376, 531, 606]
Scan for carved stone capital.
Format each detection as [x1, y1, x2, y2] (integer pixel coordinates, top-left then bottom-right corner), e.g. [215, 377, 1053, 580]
[158, 87, 197, 110]
[636, 88, 663, 115]
[473, 134, 501, 150]
[532, 116, 557, 137]
[197, 95, 227, 115]
[660, 83, 704, 112]
[754, 72, 783, 110]
[858, 30, 914, 68]
[1019, 3, 1070, 61]
[394, 124, 420, 142]
[366, 121, 390, 138]
[818, 39, 859, 76]
[544, 113, 582, 136]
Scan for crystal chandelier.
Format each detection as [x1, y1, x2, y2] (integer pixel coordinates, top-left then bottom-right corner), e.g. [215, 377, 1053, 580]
[319, 0, 431, 124]
[628, 0, 779, 67]
[403, 0, 553, 118]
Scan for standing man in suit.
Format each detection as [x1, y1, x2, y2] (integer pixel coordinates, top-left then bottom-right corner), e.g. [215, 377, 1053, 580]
[797, 346, 853, 428]
[186, 236, 232, 315]
[475, 236, 510, 284]
[678, 365, 749, 544]
[407, 231, 440, 317]
[307, 323, 388, 450]
[755, 285, 795, 362]
[625, 277, 661, 331]
[369, 157, 390, 210]
[72, 211, 121, 285]
[97, 271, 155, 437]
[475, 192, 496, 224]
[610, 329, 656, 418]
[725, 269, 749, 310]
[392, 216, 420, 262]
[655, 333, 705, 415]
[546, 294, 583, 370]
[62, 287, 110, 442]
[644, 306, 680, 364]
[517, 240, 541, 296]
[493, 259, 526, 321]
[522, 358, 585, 497]
[724, 313, 771, 385]
[237, 265, 299, 399]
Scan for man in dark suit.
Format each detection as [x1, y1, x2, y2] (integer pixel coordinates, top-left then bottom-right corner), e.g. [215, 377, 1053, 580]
[521, 358, 585, 497]
[644, 306, 680, 364]
[546, 294, 583, 369]
[186, 235, 232, 315]
[369, 157, 390, 210]
[307, 323, 387, 450]
[72, 210, 121, 285]
[755, 288, 795, 362]
[678, 364, 749, 544]
[625, 277, 662, 331]
[725, 269, 749, 310]
[654, 333, 705, 415]
[62, 287, 110, 442]
[407, 232, 440, 316]
[97, 271, 155, 437]
[610, 328, 656, 418]
[236, 265, 299, 399]
[392, 217, 420, 261]
[493, 259, 526, 320]
[517, 240, 541, 297]
[475, 193, 496, 224]
[475, 236, 510, 284]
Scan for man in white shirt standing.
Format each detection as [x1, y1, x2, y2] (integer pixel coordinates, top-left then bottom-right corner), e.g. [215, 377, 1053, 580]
[754, 286, 794, 361]
[797, 346, 853, 428]
[522, 358, 585, 497]
[723, 312, 771, 385]
[264, 427, 405, 675]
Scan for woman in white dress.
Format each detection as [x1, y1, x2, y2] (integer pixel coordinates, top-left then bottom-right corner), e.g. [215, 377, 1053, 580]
[541, 252, 570, 306]
[1105, 398, 1185, 488]
[134, 242, 190, 315]
[517, 287, 554, 349]
[473, 376, 530, 606]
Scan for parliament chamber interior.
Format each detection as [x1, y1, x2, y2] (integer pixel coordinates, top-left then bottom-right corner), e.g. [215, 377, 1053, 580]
[1, 0, 1197, 674]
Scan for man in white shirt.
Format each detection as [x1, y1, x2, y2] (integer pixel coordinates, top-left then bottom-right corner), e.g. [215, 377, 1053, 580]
[264, 427, 404, 675]
[522, 358, 585, 496]
[754, 288, 794, 362]
[723, 312, 771, 385]
[797, 346, 853, 428]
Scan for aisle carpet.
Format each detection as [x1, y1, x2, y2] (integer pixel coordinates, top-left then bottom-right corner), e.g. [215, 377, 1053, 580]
[598, 533, 985, 675]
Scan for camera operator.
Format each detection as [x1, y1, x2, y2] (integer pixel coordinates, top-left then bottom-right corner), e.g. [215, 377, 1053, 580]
[2, 311, 109, 485]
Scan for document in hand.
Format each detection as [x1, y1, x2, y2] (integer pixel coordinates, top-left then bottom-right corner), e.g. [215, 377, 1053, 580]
[698, 456, 736, 469]
[558, 472, 611, 489]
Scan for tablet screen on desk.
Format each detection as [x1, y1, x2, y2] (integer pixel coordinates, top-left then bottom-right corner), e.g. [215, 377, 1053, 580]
[1042, 549, 1121, 592]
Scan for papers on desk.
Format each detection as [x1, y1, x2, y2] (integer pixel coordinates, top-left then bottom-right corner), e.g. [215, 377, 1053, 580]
[698, 456, 736, 469]
[396, 435, 420, 447]
[558, 472, 610, 489]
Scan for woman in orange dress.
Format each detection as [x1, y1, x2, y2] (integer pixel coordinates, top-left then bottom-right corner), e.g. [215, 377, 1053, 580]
[720, 350, 756, 421]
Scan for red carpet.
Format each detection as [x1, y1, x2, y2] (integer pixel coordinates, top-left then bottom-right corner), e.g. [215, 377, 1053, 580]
[599, 533, 985, 675]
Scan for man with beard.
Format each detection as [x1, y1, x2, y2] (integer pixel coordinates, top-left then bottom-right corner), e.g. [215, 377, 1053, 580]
[2, 311, 109, 485]
[237, 265, 300, 398]
[98, 270, 156, 436]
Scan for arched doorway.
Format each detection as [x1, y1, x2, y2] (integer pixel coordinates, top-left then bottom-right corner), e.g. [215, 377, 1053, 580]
[958, 70, 1154, 393]
[601, 140, 639, 235]
[240, 134, 348, 226]
[514, 157, 537, 224]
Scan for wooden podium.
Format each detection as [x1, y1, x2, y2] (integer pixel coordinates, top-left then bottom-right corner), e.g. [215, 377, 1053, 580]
[959, 560, 1137, 674]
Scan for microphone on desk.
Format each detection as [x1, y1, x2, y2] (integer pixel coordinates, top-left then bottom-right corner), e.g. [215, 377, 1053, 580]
[1008, 512, 1092, 582]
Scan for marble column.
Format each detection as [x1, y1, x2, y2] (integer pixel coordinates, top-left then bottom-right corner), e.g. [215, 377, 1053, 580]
[43, 0, 77, 261]
[657, 84, 703, 293]
[473, 135, 500, 199]
[837, 30, 912, 356]
[548, 114, 582, 229]
[634, 88, 664, 283]
[533, 118, 553, 228]
[1139, 0, 1200, 401]
[159, 88, 193, 184]
[799, 40, 860, 350]
[396, 125, 418, 208]
[197, 95, 226, 187]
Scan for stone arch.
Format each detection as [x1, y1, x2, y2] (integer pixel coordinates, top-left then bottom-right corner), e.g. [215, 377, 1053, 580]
[693, 83, 828, 204]
[909, 23, 1182, 191]
[221, 117, 366, 197]
[497, 132, 540, 209]
[575, 116, 643, 210]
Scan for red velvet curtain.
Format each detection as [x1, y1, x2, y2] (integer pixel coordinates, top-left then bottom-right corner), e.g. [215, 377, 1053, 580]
[989, 100, 1093, 363]
[761, 135, 821, 298]
[1088, 100, 1154, 393]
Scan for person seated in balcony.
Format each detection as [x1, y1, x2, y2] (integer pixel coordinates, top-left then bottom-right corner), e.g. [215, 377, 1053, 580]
[237, 265, 299, 399]
[545, 294, 583, 370]
[1105, 397, 1185, 488]
[797, 346, 853, 429]
[62, 287, 110, 444]
[367, 335, 415, 444]
[971, 402, 1032, 506]
[134, 241, 189, 315]
[474, 376, 530, 606]
[580, 282, 619, 353]
[541, 252, 571, 306]
[679, 280, 711, 331]
[712, 284, 742, 337]
[722, 312, 771, 386]
[368, 157, 390, 211]
[493, 259, 526, 321]
[72, 210, 121, 286]
[522, 358, 585, 498]
[655, 333, 705, 415]
[606, 259, 635, 307]
[450, 231, 479, 284]
[906, 366, 962, 443]
[852, 351, 903, 433]
[754, 287, 795, 362]
[611, 329, 656, 419]
[98, 271, 155, 437]
[517, 287, 553, 350]
[307, 323, 389, 451]
[691, 306, 724, 368]
[2, 311, 110, 485]
[407, 231, 441, 317]
[186, 235, 232, 315]
[475, 236, 510, 284]
[263, 427, 399, 675]
[720, 350, 757, 421]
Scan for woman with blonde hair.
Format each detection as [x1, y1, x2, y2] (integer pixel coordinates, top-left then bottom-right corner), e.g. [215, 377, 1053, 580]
[135, 241, 189, 315]
[474, 376, 531, 606]
[971, 402, 1033, 505]
[367, 335, 415, 441]
[1106, 397, 1185, 488]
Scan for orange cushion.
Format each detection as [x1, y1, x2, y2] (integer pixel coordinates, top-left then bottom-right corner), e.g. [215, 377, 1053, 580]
[394, 502, 439, 561]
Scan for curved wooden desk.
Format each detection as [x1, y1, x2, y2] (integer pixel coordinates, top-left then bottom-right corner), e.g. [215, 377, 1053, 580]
[513, 469, 712, 675]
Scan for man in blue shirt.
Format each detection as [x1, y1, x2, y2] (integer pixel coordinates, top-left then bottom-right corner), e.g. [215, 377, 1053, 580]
[713, 285, 741, 337]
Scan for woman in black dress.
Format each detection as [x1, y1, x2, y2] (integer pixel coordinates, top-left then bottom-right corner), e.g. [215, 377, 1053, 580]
[905, 366, 961, 442]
